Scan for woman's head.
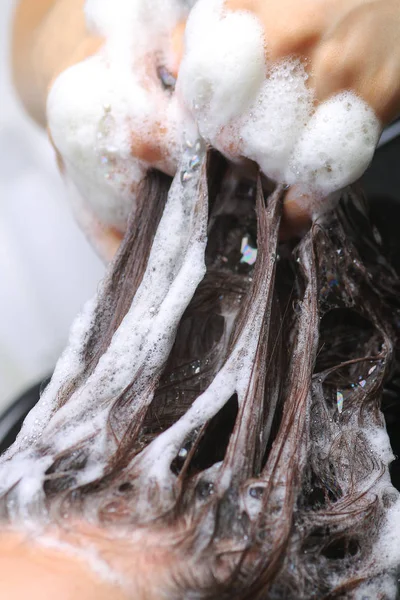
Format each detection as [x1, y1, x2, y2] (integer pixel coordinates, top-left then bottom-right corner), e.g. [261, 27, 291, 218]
[0, 153, 399, 598]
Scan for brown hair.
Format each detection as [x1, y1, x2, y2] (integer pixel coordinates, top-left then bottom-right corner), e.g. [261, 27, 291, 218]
[1, 153, 400, 599]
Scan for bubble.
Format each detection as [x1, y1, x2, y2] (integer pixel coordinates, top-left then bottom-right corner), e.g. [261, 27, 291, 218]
[196, 480, 215, 499]
[286, 92, 381, 199]
[178, 448, 188, 459]
[249, 486, 264, 500]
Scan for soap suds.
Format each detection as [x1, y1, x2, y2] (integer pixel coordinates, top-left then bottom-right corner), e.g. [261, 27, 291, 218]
[138, 185, 283, 488]
[4, 296, 97, 458]
[39, 533, 127, 590]
[48, 58, 147, 230]
[179, 0, 266, 140]
[372, 497, 400, 590]
[285, 92, 381, 198]
[238, 58, 313, 182]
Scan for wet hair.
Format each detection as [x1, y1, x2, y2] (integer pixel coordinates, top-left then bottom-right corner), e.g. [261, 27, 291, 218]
[1, 152, 400, 599]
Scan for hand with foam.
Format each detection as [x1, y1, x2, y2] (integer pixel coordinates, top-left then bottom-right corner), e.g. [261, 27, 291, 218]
[225, 0, 400, 127]
[180, 0, 400, 231]
[13, 0, 186, 260]
[13, 0, 400, 246]
[245, 0, 400, 227]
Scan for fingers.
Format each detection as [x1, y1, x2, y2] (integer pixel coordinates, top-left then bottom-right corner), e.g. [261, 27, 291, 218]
[225, 0, 337, 61]
[313, 0, 400, 124]
[280, 186, 313, 240]
[220, 0, 400, 236]
[170, 21, 186, 78]
[12, 0, 57, 124]
[23, 0, 400, 247]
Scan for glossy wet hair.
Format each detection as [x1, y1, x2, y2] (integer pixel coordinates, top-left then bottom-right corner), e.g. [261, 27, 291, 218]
[1, 152, 400, 599]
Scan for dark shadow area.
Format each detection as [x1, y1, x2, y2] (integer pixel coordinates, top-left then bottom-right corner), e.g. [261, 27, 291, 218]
[316, 308, 375, 373]
[189, 393, 239, 474]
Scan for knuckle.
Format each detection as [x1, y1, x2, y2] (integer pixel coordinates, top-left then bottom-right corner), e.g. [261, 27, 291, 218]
[313, 40, 360, 98]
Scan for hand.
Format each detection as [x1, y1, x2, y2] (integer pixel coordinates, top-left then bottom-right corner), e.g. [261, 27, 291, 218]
[226, 0, 400, 124]
[13, 0, 400, 251]
[13, 0, 184, 260]
[222, 0, 400, 229]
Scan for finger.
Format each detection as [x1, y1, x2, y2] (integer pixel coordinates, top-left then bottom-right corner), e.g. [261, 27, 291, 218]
[280, 185, 312, 240]
[13, 0, 102, 126]
[170, 21, 186, 78]
[312, 1, 400, 125]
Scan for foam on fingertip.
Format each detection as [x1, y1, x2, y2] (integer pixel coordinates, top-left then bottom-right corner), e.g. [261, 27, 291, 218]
[179, 1, 266, 140]
[238, 59, 313, 183]
[285, 92, 381, 197]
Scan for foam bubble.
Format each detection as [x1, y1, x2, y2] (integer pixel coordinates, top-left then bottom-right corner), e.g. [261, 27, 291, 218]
[238, 59, 313, 182]
[179, 2, 266, 140]
[0, 141, 208, 517]
[2, 296, 97, 460]
[85, 0, 184, 53]
[364, 494, 400, 600]
[286, 92, 381, 197]
[48, 57, 147, 230]
[49, 0, 382, 228]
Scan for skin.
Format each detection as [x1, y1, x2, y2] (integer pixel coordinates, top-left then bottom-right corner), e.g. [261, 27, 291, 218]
[0, 531, 129, 600]
[0, 522, 182, 600]
[13, 0, 186, 259]
[12, 0, 103, 127]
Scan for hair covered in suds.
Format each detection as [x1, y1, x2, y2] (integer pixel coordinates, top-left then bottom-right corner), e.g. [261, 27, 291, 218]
[0, 151, 400, 599]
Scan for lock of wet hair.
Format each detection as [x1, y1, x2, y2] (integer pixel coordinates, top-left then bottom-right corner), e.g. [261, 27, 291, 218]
[1, 140, 400, 600]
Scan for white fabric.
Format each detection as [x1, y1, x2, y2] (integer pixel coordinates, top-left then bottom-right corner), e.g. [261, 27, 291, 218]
[0, 0, 104, 409]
